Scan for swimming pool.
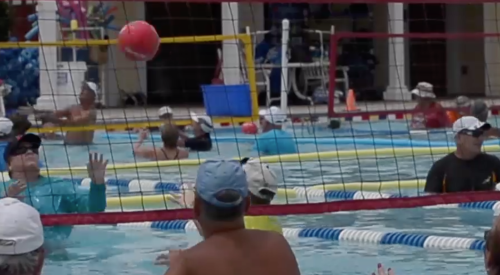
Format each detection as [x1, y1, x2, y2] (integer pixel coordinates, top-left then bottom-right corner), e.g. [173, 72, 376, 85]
[38, 117, 500, 275]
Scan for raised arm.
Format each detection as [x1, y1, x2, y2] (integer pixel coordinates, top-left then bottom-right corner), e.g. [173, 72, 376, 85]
[61, 109, 97, 126]
[133, 130, 158, 159]
[64, 153, 107, 213]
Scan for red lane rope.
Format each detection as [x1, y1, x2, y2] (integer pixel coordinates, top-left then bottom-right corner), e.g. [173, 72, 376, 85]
[41, 191, 500, 226]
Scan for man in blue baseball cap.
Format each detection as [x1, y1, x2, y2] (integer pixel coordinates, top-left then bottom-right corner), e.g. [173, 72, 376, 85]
[159, 160, 300, 275]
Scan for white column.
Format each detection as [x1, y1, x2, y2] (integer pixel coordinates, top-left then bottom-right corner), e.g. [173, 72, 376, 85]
[221, 3, 241, 85]
[36, 1, 59, 110]
[384, 3, 411, 101]
[484, 3, 500, 96]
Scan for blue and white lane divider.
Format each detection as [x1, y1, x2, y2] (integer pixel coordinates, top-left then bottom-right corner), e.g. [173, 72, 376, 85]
[116, 220, 485, 251]
[74, 178, 500, 211]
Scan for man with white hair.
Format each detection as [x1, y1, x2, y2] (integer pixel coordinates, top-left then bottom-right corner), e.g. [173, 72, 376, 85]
[0, 198, 45, 275]
[254, 107, 296, 156]
[410, 82, 448, 129]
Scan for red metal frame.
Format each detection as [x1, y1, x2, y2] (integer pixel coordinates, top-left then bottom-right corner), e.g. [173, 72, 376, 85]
[328, 32, 500, 118]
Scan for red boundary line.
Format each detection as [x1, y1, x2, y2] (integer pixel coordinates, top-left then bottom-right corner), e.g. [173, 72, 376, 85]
[42, 191, 500, 226]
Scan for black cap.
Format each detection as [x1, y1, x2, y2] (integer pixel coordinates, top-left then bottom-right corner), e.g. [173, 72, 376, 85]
[4, 134, 41, 162]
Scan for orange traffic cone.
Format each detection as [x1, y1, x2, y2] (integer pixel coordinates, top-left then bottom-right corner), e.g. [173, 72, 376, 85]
[346, 89, 358, 111]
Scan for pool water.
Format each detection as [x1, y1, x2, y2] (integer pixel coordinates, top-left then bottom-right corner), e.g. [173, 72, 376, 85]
[37, 117, 500, 274]
[42, 208, 492, 275]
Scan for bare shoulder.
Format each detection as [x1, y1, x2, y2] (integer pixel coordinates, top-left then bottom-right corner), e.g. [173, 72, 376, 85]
[179, 148, 189, 159]
[256, 230, 290, 247]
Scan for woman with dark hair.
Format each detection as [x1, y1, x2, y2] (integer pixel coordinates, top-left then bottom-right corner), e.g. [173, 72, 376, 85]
[133, 125, 188, 160]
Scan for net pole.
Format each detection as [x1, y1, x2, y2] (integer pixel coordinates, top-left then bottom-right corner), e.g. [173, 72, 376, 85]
[280, 19, 290, 113]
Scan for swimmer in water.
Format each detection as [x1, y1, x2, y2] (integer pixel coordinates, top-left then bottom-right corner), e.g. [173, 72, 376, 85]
[157, 160, 299, 275]
[410, 82, 448, 129]
[34, 82, 98, 145]
[468, 99, 500, 138]
[171, 157, 282, 234]
[133, 124, 188, 160]
[1, 134, 107, 240]
[447, 96, 471, 123]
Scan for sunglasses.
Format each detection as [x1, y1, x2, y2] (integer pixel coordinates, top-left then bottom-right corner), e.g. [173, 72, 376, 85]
[459, 129, 484, 138]
[11, 145, 39, 156]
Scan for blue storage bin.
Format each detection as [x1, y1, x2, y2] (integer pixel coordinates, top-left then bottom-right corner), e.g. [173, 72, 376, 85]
[201, 84, 252, 117]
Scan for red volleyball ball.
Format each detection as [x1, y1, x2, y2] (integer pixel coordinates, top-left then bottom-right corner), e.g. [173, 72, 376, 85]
[118, 21, 160, 61]
[242, 122, 258, 135]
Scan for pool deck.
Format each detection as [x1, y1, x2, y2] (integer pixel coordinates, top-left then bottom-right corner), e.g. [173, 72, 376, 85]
[94, 98, 500, 124]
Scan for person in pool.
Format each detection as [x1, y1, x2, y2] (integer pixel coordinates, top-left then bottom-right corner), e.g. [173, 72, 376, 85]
[254, 107, 297, 156]
[157, 160, 299, 275]
[1, 133, 107, 240]
[158, 106, 173, 124]
[134, 124, 189, 160]
[447, 96, 471, 124]
[31, 81, 98, 145]
[0, 198, 45, 275]
[424, 117, 500, 193]
[450, 99, 500, 138]
[177, 113, 213, 152]
[171, 157, 282, 234]
[410, 82, 448, 129]
[0, 118, 44, 172]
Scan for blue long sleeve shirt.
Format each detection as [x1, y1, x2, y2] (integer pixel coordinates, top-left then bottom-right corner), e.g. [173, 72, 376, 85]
[1, 176, 106, 240]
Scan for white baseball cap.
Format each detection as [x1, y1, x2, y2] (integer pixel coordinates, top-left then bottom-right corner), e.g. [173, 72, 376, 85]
[83, 81, 100, 100]
[0, 117, 13, 137]
[190, 112, 213, 133]
[259, 106, 287, 125]
[452, 116, 491, 135]
[242, 158, 278, 200]
[411, 82, 436, 99]
[158, 106, 173, 117]
[0, 198, 44, 255]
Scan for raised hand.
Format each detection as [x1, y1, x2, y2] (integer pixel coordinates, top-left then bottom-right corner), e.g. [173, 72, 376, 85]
[87, 153, 108, 184]
[5, 180, 27, 198]
[138, 129, 149, 141]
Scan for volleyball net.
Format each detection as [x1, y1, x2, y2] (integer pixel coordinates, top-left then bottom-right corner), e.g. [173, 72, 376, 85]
[327, 31, 500, 118]
[4, 1, 500, 227]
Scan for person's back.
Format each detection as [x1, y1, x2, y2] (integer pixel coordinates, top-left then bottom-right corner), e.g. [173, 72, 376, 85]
[255, 129, 297, 156]
[165, 160, 299, 275]
[178, 229, 297, 275]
